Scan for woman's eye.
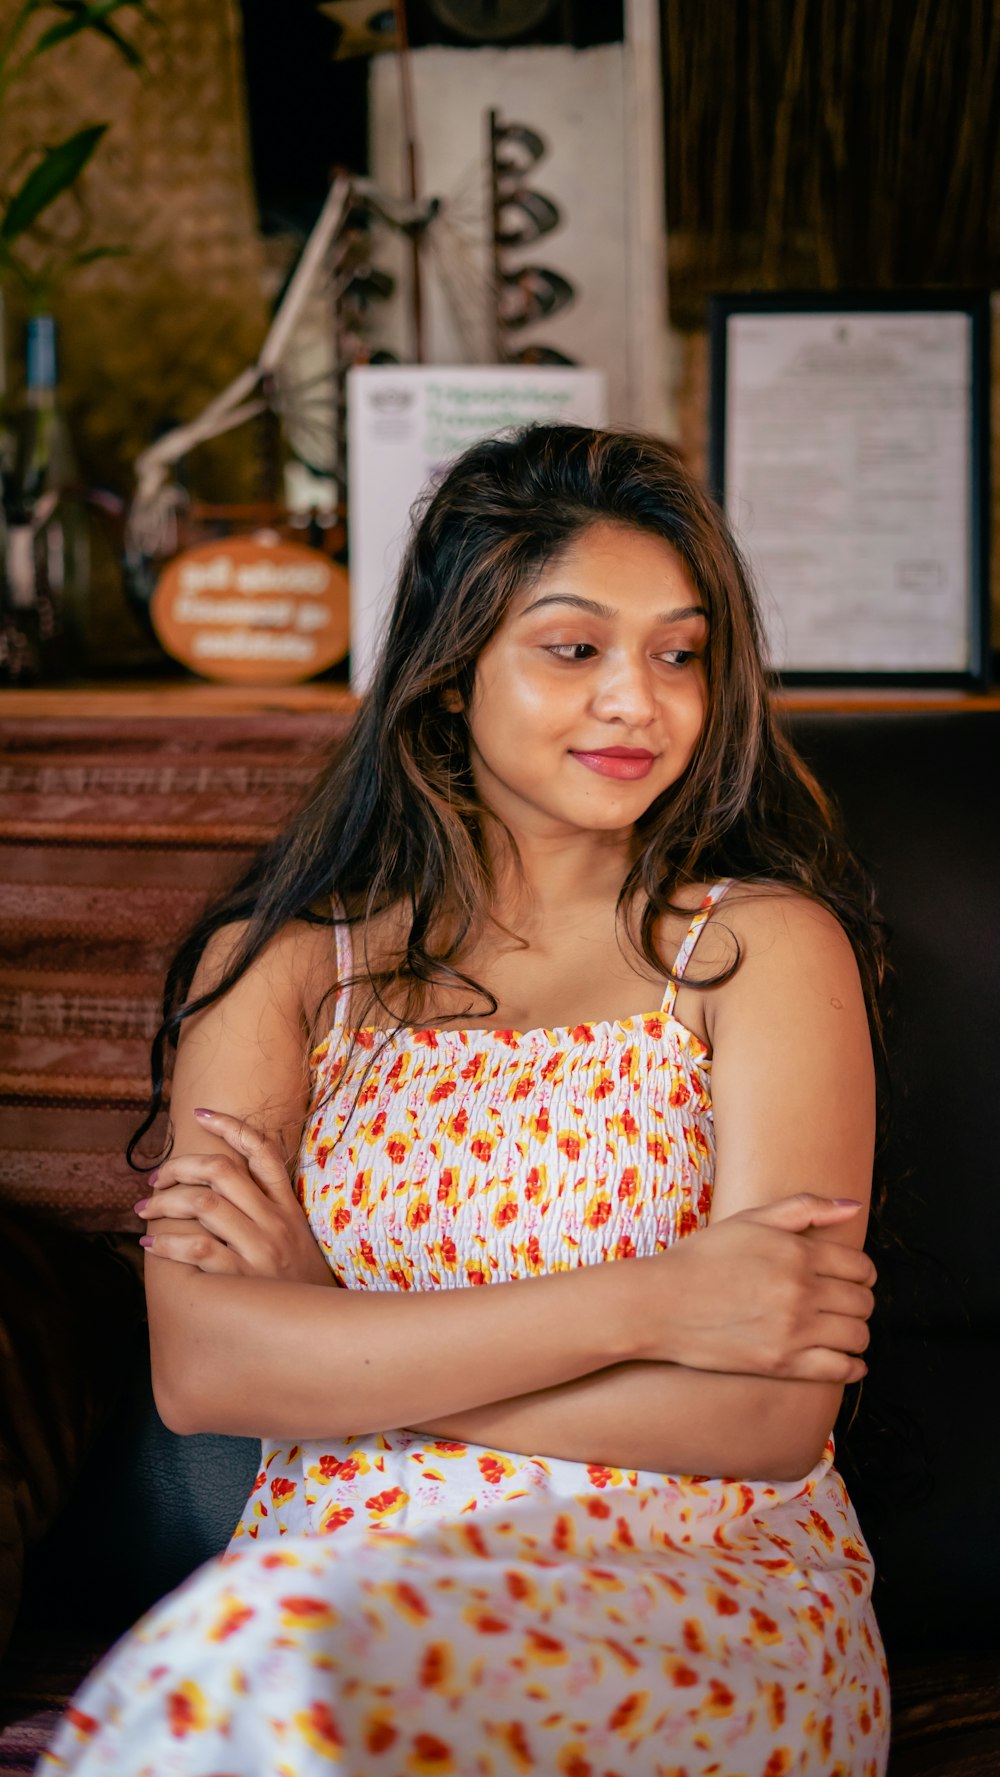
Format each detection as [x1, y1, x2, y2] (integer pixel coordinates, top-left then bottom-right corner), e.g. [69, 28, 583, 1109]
[545, 643, 598, 661]
[660, 649, 697, 667]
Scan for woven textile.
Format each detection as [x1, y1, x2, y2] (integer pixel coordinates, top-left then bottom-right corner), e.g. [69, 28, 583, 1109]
[0, 711, 350, 1231]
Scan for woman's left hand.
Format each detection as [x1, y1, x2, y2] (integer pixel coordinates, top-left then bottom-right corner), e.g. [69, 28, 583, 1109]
[136, 1107, 335, 1287]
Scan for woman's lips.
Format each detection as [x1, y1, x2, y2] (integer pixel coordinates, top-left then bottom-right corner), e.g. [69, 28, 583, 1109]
[570, 748, 656, 780]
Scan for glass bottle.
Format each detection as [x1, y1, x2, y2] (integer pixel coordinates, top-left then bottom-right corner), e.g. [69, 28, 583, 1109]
[1, 313, 89, 681]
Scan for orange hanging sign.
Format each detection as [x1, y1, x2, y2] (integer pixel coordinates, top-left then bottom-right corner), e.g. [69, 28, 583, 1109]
[151, 534, 350, 684]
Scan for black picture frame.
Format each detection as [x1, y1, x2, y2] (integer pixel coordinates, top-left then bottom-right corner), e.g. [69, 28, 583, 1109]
[708, 291, 991, 689]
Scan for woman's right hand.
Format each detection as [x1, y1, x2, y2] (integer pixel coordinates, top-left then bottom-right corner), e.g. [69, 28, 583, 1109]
[640, 1194, 876, 1382]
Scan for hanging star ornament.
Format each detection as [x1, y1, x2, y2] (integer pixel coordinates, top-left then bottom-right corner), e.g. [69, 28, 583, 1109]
[319, 2, 401, 60]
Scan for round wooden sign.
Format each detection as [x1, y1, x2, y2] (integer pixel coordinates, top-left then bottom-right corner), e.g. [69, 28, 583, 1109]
[150, 534, 350, 684]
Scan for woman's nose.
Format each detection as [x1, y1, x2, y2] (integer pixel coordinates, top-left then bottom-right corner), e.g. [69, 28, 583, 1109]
[589, 656, 657, 726]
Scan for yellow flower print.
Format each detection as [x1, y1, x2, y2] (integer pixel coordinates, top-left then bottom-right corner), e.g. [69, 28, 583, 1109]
[293, 1699, 344, 1759]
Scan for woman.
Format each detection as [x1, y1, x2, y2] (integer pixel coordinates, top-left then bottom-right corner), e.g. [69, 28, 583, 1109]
[44, 426, 888, 1776]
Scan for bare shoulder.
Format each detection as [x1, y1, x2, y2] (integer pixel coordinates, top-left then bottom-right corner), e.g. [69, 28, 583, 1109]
[189, 914, 338, 1039]
[672, 881, 863, 1048]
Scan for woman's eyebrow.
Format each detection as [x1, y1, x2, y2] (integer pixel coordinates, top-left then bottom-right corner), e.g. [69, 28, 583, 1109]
[519, 593, 709, 624]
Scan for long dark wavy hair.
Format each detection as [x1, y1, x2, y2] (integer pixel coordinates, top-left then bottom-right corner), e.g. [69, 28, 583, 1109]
[129, 423, 886, 1166]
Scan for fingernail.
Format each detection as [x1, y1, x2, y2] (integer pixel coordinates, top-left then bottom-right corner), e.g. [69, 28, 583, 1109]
[193, 1108, 215, 1119]
[832, 1198, 861, 1207]
[134, 1199, 149, 1216]
[139, 1235, 154, 1248]
[148, 1169, 159, 1187]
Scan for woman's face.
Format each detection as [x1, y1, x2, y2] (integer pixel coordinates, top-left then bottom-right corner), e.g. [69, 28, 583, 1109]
[466, 521, 709, 839]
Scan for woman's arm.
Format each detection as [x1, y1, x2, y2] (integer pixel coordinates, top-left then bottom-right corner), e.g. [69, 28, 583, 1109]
[148, 910, 873, 1440]
[410, 889, 877, 1480]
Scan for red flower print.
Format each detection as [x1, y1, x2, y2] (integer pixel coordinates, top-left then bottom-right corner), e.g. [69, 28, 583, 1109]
[750, 1607, 782, 1643]
[406, 1196, 431, 1229]
[590, 1070, 614, 1100]
[208, 1598, 255, 1642]
[646, 1136, 670, 1164]
[448, 1107, 469, 1139]
[166, 1681, 208, 1738]
[429, 1077, 456, 1103]
[666, 1659, 699, 1687]
[524, 1166, 546, 1201]
[385, 1136, 408, 1164]
[765, 1681, 787, 1728]
[584, 1196, 611, 1228]
[269, 1476, 296, 1505]
[492, 1195, 518, 1228]
[295, 1700, 345, 1756]
[413, 1030, 440, 1047]
[466, 1610, 510, 1634]
[351, 1170, 369, 1205]
[65, 1707, 100, 1739]
[319, 1505, 355, 1533]
[365, 1486, 408, 1517]
[392, 1580, 430, 1621]
[523, 1234, 545, 1273]
[586, 1464, 615, 1488]
[365, 1712, 398, 1753]
[552, 1513, 575, 1552]
[526, 1627, 568, 1663]
[614, 1234, 636, 1260]
[705, 1677, 736, 1715]
[477, 1452, 514, 1485]
[762, 1753, 793, 1777]
[279, 1595, 338, 1630]
[557, 1131, 582, 1161]
[668, 1076, 690, 1108]
[617, 1166, 639, 1200]
[470, 1136, 495, 1163]
[529, 1109, 551, 1137]
[410, 1733, 454, 1771]
[419, 1641, 454, 1690]
[607, 1692, 648, 1732]
[330, 1202, 351, 1233]
[368, 1111, 387, 1140]
[511, 1071, 534, 1101]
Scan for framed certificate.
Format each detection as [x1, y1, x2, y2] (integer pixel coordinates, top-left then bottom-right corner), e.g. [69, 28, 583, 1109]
[709, 293, 991, 687]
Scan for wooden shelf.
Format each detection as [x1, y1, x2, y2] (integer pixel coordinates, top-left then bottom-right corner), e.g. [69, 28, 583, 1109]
[0, 681, 998, 719]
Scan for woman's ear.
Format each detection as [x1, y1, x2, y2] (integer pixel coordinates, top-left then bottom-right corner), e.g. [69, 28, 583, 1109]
[441, 688, 464, 714]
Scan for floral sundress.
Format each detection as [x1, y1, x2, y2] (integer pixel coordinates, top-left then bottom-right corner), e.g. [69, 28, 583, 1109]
[42, 883, 889, 1776]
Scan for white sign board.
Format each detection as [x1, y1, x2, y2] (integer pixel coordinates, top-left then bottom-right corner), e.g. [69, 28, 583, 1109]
[347, 365, 607, 691]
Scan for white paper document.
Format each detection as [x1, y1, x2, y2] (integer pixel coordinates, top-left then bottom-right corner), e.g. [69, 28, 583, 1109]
[724, 311, 972, 672]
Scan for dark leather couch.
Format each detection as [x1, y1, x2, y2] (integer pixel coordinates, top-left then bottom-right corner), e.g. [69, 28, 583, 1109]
[2, 705, 999, 1773]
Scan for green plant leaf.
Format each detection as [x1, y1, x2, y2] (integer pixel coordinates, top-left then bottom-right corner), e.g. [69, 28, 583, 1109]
[0, 123, 108, 245]
[32, 1, 153, 66]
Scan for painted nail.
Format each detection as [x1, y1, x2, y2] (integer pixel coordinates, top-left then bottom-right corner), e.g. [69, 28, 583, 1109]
[139, 1235, 154, 1248]
[832, 1198, 861, 1207]
[193, 1108, 215, 1119]
[134, 1199, 149, 1216]
[148, 1169, 159, 1187]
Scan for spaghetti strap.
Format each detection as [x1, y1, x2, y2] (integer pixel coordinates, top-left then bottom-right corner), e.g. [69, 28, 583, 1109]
[330, 897, 354, 1033]
[660, 880, 734, 1016]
